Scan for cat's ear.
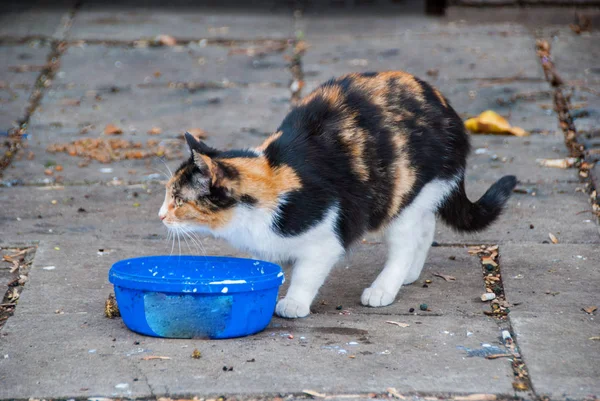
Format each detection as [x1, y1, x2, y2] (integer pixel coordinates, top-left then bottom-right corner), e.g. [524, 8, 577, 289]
[184, 132, 219, 157]
[192, 150, 222, 185]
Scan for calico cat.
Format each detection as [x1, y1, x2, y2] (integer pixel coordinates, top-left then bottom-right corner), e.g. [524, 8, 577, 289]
[159, 71, 517, 319]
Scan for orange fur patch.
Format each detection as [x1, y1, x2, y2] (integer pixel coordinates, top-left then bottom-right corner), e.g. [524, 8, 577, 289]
[338, 114, 370, 182]
[387, 134, 417, 219]
[300, 83, 345, 109]
[433, 87, 448, 107]
[256, 131, 282, 152]
[181, 203, 235, 230]
[220, 157, 302, 209]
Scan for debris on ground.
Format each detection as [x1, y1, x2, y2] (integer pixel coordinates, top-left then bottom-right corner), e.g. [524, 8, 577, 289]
[386, 321, 410, 328]
[104, 293, 120, 318]
[536, 157, 579, 169]
[104, 124, 123, 135]
[453, 394, 497, 401]
[191, 348, 202, 359]
[548, 233, 559, 244]
[458, 344, 506, 358]
[569, 13, 591, 35]
[155, 34, 177, 47]
[583, 306, 597, 315]
[142, 356, 171, 360]
[0, 246, 36, 330]
[419, 303, 429, 311]
[387, 387, 406, 399]
[464, 110, 529, 137]
[432, 272, 456, 282]
[46, 137, 183, 163]
[228, 41, 287, 57]
[303, 390, 326, 398]
[481, 293, 496, 302]
[147, 127, 162, 135]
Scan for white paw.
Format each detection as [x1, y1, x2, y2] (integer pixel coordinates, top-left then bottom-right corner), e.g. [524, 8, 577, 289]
[361, 287, 396, 307]
[275, 297, 310, 318]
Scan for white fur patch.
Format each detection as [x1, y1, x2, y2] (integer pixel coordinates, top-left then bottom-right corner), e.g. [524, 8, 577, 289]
[361, 178, 458, 307]
[193, 203, 345, 318]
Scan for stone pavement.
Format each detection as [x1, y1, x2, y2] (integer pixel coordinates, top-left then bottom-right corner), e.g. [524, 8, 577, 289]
[1, 1, 599, 400]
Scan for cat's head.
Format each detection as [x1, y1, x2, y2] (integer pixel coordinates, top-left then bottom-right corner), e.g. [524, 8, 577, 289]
[159, 132, 301, 232]
[158, 133, 243, 231]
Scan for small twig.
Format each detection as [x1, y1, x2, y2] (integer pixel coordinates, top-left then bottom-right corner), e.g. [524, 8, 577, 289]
[486, 353, 517, 360]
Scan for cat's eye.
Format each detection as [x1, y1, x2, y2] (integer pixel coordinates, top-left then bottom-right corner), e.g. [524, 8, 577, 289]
[175, 197, 183, 207]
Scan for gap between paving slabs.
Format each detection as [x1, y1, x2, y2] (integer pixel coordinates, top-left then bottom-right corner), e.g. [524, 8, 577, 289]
[466, 245, 533, 397]
[0, 0, 78, 177]
[535, 39, 600, 225]
[0, 245, 37, 331]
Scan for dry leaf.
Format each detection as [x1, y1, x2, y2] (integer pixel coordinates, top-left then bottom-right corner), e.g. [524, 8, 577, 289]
[537, 158, 578, 169]
[191, 348, 202, 359]
[104, 124, 123, 135]
[186, 128, 207, 141]
[465, 110, 529, 137]
[157, 34, 176, 46]
[147, 127, 162, 135]
[142, 356, 171, 360]
[432, 272, 456, 282]
[386, 321, 410, 328]
[549, 233, 559, 244]
[583, 306, 597, 314]
[303, 390, 326, 398]
[481, 257, 498, 267]
[387, 388, 406, 400]
[104, 293, 120, 318]
[589, 336, 600, 341]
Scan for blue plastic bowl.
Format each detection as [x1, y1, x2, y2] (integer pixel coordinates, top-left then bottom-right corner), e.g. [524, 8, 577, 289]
[108, 256, 284, 339]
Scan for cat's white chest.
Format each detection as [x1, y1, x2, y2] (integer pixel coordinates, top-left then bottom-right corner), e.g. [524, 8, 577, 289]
[212, 205, 340, 263]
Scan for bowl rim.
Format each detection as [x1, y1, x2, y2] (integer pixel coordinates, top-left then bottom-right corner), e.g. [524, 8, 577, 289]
[109, 255, 284, 294]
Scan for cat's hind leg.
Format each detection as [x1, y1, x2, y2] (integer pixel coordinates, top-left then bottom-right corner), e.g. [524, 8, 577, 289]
[361, 179, 453, 307]
[402, 211, 436, 285]
[361, 209, 421, 307]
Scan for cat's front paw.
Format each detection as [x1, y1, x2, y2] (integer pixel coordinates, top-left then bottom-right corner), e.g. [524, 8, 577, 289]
[275, 297, 310, 318]
[361, 287, 396, 307]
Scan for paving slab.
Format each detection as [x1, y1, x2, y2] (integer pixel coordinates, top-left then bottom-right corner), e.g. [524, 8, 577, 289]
[466, 134, 575, 185]
[501, 244, 600, 399]
[0, 0, 73, 39]
[302, 34, 544, 94]
[0, 238, 515, 399]
[70, 2, 295, 42]
[550, 30, 600, 85]
[298, 0, 532, 40]
[0, 44, 51, 131]
[0, 88, 31, 131]
[570, 85, 600, 135]
[55, 43, 292, 89]
[2, 86, 290, 185]
[0, 44, 51, 87]
[437, 82, 557, 133]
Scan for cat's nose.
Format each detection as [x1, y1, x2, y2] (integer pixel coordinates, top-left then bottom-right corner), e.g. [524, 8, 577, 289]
[159, 215, 166, 220]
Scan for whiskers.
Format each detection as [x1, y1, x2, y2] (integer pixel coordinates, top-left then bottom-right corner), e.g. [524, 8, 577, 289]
[151, 156, 174, 181]
[166, 224, 208, 257]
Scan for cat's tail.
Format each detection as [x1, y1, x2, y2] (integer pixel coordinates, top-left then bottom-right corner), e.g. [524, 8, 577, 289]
[438, 175, 517, 232]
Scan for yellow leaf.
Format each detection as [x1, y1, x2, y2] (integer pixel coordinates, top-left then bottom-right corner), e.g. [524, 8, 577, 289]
[477, 110, 512, 133]
[464, 110, 529, 137]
